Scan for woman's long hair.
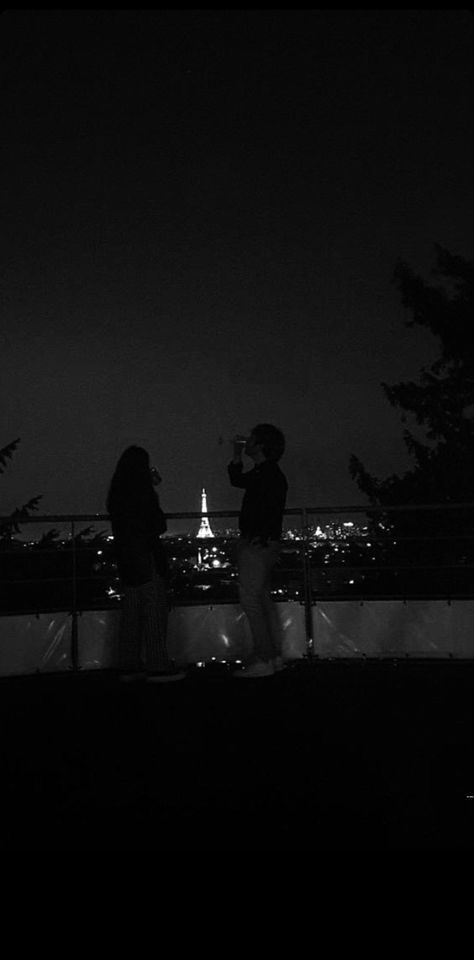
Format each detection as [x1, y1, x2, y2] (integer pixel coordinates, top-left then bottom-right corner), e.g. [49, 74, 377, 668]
[106, 445, 156, 518]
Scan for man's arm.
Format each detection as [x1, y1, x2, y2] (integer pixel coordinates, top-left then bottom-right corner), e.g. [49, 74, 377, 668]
[228, 460, 250, 488]
[227, 435, 251, 488]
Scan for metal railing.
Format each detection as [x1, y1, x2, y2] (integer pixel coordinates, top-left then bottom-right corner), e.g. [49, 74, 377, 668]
[1, 504, 473, 667]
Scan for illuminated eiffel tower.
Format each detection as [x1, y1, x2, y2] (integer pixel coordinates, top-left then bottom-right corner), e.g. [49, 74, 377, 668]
[197, 487, 214, 539]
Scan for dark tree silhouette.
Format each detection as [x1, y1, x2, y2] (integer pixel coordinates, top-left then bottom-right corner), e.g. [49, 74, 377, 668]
[0, 440, 112, 612]
[350, 244, 474, 505]
[0, 438, 43, 541]
[0, 438, 21, 475]
[349, 245, 474, 597]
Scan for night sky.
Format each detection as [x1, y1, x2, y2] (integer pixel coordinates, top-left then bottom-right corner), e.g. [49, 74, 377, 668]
[1, 9, 473, 524]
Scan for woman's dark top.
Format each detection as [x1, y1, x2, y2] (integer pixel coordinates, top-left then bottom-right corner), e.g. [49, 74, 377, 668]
[228, 459, 288, 544]
[110, 495, 167, 587]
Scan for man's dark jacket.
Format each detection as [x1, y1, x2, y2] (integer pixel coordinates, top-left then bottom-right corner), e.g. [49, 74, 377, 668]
[228, 459, 288, 543]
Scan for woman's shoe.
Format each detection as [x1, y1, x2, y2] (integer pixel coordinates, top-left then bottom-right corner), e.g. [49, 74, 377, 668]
[146, 667, 186, 682]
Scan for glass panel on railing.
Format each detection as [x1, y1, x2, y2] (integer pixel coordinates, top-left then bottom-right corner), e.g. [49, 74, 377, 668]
[1, 504, 472, 616]
[0, 517, 72, 614]
[303, 508, 374, 599]
[164, 511, 240, 605]
[0, 516, 117, 614]
[303, 505, 474, 599]
[278, 514, 305, 602]
[70, 518, 119, 610]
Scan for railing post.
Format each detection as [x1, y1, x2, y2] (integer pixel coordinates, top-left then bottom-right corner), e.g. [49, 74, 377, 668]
[302, 508, 314, 660]
[71, 519, 79, 671]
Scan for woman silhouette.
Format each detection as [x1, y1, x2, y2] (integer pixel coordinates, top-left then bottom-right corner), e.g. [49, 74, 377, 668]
[107, 445, 184, 681]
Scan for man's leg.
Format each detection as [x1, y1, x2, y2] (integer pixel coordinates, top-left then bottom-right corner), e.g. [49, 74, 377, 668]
[262, 587, 283, 660]
[238, 541, 274, 663]
[262, 541, 283, 659]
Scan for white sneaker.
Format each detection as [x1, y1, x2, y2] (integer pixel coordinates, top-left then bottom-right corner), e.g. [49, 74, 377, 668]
[234, 660, 275, 679]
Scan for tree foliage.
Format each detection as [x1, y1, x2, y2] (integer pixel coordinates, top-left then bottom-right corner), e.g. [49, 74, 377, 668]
[349, 245, 473, 596]
[0, 438, 21, 475]
[350, 244, 474, 506]
[0, 438, 43, 542]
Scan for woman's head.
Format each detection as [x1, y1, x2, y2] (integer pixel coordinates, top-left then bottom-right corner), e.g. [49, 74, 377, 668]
[106, 445, 154, 514]
[114, 445, 150, 478]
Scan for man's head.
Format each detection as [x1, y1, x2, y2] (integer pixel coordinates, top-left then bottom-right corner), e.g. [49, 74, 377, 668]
[245, 424, 285, 462]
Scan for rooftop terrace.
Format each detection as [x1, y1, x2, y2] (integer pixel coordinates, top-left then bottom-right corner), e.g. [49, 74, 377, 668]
[0, 659, 472, 851]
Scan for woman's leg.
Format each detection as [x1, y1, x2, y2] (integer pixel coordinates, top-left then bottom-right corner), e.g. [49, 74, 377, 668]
[118, 585, 142, 671]
[141, 572, 170, 671]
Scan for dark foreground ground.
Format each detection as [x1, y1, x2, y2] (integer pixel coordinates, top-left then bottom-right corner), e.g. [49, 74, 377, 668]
[0, 659, 472, 850]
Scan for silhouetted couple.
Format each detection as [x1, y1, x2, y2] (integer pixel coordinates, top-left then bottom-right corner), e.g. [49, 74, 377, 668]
[107, 423, 287, 682]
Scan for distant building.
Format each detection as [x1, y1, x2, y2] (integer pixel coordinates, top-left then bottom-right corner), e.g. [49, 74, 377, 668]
[196, 487, 214, 539]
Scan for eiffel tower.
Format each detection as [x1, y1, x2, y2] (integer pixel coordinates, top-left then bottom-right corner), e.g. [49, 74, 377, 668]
[196, 487, 214, 539]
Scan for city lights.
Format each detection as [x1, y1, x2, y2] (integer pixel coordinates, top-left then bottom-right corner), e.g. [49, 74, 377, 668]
[4, 487, 464, 616]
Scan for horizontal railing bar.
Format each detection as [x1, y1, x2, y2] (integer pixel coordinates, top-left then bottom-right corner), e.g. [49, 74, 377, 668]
[300, 503, 474, 514]
[304, 563, 474, 571]
[1, 502, 474, 525]
[0, 593, 472, 618]
[2, 535, 473, 549]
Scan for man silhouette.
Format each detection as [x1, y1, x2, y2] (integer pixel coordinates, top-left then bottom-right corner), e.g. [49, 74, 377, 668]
[228, 424, 288, 678]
